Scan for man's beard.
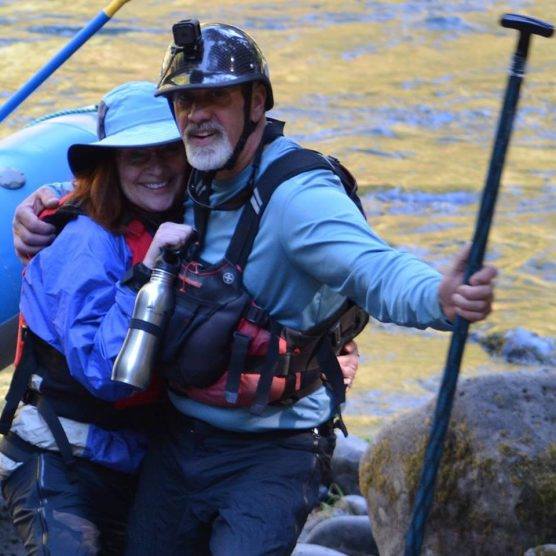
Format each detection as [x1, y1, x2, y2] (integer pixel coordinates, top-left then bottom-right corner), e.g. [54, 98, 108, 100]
[183, 120, 234, 171]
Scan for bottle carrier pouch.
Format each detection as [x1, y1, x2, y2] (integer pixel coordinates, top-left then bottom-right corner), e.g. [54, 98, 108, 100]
[161, 259, 254, 388]
[159, 258, 334, 407]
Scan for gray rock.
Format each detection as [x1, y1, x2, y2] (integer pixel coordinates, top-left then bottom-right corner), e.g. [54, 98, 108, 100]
[299, 509, 340, 543]
[524, 546, 556, 556]
[334, 495, 368, 516]
[360, 369, 556, 556]
[298, 495, 368, 542]
[292, 543, 348, 556]
[331, 433, 369, 495]
[304, 515, 378, 556]
[476, 328, 556, 366]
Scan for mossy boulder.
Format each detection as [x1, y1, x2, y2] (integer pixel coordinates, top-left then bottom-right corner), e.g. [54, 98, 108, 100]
[359, 369, 556, 555]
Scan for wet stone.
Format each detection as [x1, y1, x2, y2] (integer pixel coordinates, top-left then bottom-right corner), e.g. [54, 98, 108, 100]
[303, 515, 378, 556]
[476, 328, 556, 366]
[334, 495, 368, 516]
[524, 546, 556, 556]
[292, 544, 348, 556]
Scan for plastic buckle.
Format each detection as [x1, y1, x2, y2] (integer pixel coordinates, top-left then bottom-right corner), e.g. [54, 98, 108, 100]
[245, 304, 268, 327]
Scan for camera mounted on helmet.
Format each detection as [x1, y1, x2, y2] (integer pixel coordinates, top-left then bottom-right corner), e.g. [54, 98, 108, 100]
[172, 19, 203, 62]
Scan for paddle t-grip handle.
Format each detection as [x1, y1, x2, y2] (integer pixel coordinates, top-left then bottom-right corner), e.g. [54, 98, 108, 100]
[501, 14, 554, 37]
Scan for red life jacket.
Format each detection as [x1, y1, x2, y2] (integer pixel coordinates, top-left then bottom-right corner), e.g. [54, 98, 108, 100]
[159, 121, 369, 415]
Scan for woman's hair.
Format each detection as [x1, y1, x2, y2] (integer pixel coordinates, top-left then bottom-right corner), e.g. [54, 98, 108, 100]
[71, 151, 127, 233]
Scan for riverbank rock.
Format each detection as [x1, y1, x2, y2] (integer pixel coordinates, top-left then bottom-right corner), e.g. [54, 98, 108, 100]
[333, 495, 368, 516]
[331, 433, 369, 495]
[524, 546, 556, 556]
[360, 369, 556, 556]
[292, 544, 347, 556]
[300, 495, 369, 542]
[303, 515, 378, 556]
[476, 328, 555, 366]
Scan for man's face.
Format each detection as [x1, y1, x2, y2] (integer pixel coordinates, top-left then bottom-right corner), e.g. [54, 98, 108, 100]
[173, 85, 246, 171]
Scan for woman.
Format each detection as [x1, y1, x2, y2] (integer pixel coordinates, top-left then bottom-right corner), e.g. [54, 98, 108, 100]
[0, 81, 193, 555]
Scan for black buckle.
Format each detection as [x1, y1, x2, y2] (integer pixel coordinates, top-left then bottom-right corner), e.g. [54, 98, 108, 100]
[245, 304, 269, 328]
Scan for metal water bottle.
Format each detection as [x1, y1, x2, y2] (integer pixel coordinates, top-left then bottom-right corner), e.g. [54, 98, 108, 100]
[112, 249, 180, 389]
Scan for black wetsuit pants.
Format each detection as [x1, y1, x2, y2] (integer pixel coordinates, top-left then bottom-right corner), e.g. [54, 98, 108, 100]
[126, 410, 335, 556]
[2, 448, 137, 555]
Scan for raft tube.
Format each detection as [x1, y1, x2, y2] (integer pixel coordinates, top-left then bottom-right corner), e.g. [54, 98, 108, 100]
[0, 109, 97, 368]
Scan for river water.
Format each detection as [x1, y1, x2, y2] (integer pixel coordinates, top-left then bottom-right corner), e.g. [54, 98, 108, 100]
[1, 0, 554, 435]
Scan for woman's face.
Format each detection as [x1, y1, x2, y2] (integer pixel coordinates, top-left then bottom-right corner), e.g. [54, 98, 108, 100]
[116, 142, 187, 212]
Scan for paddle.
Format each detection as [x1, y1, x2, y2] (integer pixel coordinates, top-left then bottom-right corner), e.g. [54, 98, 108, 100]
[404, 14, 553, 556]
[0, 0, 131, 124]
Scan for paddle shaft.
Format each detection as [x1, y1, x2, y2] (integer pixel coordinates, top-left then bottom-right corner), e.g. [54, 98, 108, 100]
[404, 14, 553, 556]
[0, 0, 131, 124]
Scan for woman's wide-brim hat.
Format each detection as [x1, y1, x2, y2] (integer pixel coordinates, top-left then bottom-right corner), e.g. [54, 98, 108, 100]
[68, 81, 181, 175]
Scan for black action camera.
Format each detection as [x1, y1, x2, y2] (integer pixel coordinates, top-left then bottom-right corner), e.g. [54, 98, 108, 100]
[172, 19, 203, 61]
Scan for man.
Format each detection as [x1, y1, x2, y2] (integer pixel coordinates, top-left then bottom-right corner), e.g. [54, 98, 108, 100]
[13, 21, 495, 556]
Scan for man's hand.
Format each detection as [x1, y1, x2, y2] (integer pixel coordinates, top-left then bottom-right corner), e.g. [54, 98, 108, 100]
[439, 245, 497, 322]
[13, 186, 60, 262]
[338, 340, 359, 389]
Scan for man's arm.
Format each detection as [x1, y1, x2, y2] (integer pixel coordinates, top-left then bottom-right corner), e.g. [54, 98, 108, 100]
[12, 184, 71, 261]
[277, 171, 496, 327]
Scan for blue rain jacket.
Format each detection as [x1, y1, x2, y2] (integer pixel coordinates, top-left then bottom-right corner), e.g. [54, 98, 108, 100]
[19, 214, 149, 473]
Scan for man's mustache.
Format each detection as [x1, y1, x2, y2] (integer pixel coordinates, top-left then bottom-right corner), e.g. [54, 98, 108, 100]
[184, 121, 223, 137]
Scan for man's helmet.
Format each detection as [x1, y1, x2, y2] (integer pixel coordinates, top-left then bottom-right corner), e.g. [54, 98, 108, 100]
[156, 20, 273, 111]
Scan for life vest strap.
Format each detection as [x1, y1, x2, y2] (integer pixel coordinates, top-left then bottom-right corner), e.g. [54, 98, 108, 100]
[250, 324, 282, 415]
[316, 336, 346, 407]
[226, 149, 339, 270]
[0, 432, 40, 463]
[34, 395, 78, 481]
[225, 332, 252, 404]
[0, 327, 37, 435]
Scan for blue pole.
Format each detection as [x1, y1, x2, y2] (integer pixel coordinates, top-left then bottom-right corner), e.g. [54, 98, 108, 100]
[0, 0, 131, 124]
[404, 14, 553, 556]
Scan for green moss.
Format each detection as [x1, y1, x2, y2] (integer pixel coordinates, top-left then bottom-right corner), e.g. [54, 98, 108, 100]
[359, 437, 396, 504]
[477, 332, 506, 356]
[513, 443, 556, 545]
[400, 421, 498, 529]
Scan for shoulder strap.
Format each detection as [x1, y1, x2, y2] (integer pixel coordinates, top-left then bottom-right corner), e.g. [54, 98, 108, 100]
[226, 149, 336, 269]
[191, 118, 287, 252]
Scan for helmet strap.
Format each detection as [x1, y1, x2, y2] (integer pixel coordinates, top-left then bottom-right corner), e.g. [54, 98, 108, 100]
[222, 83, 257, 171]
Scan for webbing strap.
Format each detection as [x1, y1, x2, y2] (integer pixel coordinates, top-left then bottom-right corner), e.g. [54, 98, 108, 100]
[35, 396, 78, 481]
[0, 433, 39, 463]
[250, 324, 282, 415]
[0, 330, 37, 435]
[316, 337, 346, 407]
[190, 120, 285, 250]
[226, 149, 335, 269]
[225, 332, 252, 404]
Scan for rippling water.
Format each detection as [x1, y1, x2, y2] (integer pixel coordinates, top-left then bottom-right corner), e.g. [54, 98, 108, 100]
[1, 0, 554, 434]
